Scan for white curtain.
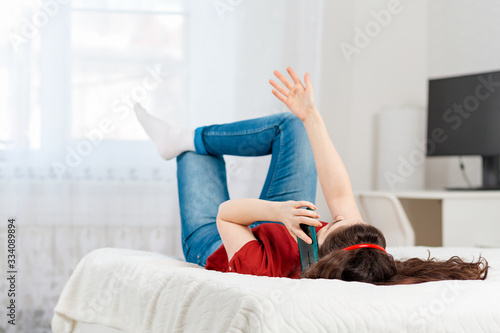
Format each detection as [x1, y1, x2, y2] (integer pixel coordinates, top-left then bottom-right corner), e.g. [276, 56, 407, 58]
[0, 0, 324, 331]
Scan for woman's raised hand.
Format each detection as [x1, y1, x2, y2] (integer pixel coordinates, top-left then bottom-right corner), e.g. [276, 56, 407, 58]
[269, 67, 316, 121]
[278, 200, 321, 244]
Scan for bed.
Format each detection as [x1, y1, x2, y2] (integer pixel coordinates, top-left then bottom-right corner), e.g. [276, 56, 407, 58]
[52, 247, 500, 333]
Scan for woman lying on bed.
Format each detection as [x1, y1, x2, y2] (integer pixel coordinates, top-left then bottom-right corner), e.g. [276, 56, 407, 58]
[134, 67, 487, 285]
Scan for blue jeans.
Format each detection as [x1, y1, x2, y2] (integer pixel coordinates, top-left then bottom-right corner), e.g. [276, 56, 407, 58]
[176, 112, 317, 266]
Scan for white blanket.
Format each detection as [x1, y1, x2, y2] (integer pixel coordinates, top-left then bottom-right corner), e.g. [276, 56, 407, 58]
[52, 247, 500, 333]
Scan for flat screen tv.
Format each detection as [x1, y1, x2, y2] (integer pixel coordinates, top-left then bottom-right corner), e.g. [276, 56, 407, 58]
[427, 70, 500, 189]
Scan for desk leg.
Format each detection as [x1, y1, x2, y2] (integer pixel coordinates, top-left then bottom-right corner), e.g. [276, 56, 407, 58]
[399, 199, 443, 247]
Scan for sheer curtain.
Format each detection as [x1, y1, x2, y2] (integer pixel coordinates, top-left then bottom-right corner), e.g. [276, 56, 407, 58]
[0, 0, 323, 331]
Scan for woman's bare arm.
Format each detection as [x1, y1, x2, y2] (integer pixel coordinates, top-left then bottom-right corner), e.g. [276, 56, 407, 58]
[216, 198, 320, 261]
[269, 67, 363, 221]
[302, 109, 363, 221]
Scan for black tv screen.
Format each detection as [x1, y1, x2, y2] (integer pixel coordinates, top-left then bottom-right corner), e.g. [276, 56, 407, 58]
[427, 70, 500, 157]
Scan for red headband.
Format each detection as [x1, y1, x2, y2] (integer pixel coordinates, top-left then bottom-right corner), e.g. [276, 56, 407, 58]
[342, 244, 386, 253]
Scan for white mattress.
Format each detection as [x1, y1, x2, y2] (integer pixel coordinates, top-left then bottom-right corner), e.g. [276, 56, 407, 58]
[52, 247, 500, 333]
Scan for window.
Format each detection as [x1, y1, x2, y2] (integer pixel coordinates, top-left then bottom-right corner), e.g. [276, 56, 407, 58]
[1, 0, 189, 176]
[1, 1, 42, 152]
[2, 0, 324, 181]
[70, 0, 188, 142]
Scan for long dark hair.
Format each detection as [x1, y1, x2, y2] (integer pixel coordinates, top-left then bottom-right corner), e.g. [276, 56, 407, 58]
[301, 224, 488, 285]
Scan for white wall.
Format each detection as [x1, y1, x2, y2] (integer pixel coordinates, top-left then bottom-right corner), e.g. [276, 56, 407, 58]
[314, 0, 355, 219]
[318, 0, 500, 203]
[350, 0, 427, 191]
[318, 0, 427, 209]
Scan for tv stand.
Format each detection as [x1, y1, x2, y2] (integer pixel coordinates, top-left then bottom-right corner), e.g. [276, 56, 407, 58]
[482, 156, 500, 188]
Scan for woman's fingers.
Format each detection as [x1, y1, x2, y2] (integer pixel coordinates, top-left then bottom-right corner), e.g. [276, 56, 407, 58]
[296, 201, 318, 210]
[269, 79, 289, 97]
[287, 67, 303, 86]
[304, 72, 312, 90]
[295, 228, 312, 244]
[300, 216, 321, 227]
[287, 228, 297, 241]
[274, 70, 294, 90]
[272, 89, 287, 104]
[296, 208, 320, 220]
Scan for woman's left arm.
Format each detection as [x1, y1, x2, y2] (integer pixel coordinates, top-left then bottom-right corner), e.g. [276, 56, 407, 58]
[269, 67, 364, 222]
[216, 199, 321, 261]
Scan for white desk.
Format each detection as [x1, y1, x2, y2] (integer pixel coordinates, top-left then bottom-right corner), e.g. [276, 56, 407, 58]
[392, 191, 500, 247]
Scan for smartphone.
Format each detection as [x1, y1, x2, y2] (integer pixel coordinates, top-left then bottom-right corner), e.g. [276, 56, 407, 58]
[297, 208, 319, 271]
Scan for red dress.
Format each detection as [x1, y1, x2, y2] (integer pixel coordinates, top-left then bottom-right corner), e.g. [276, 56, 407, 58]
[205, 222, 328, 278]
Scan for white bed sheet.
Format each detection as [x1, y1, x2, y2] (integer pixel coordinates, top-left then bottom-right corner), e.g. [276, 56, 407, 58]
[52, 247, 500, 333]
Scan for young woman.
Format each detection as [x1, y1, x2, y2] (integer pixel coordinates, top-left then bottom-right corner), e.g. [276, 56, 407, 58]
[134, 67, 488, 284]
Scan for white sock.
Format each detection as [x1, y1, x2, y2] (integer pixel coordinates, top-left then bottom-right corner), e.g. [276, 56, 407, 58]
[134, 103, 195, 160]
